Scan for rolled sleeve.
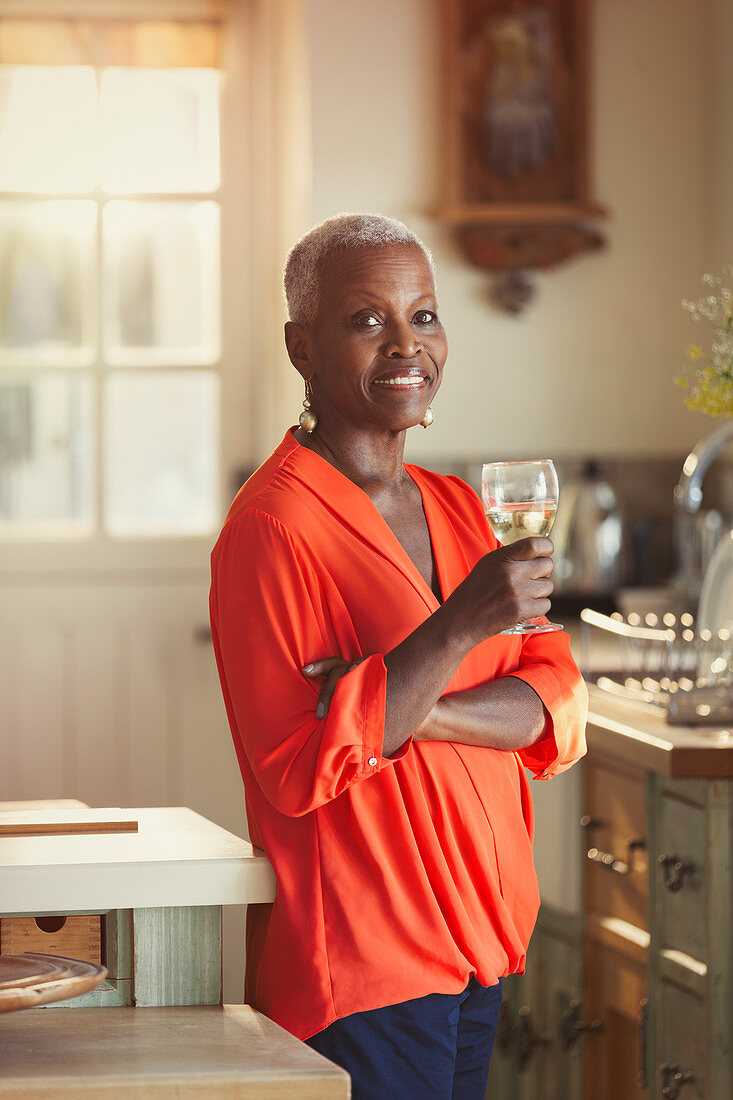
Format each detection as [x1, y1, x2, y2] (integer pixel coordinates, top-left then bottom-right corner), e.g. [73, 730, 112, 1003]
[356, 653, 412, 772]
[210, 509, 408, 818]
[509, 630, 588, 780]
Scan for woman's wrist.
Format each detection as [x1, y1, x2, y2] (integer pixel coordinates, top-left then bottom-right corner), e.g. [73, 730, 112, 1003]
[432, 596, 483, 659]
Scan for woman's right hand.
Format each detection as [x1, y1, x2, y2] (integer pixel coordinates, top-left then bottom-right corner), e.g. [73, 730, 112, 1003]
[444, 537, 554, 644]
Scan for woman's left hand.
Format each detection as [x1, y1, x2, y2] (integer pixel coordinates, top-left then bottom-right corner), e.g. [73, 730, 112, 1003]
[302, 657, 363, 719]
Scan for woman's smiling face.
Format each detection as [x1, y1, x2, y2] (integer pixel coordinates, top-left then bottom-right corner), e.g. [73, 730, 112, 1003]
[292, 243, 448, 435]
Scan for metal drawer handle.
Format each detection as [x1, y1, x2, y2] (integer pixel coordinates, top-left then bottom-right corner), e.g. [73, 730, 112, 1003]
[558, 999, 602, 1051]
[658, 855, 695, 891]
[587, 837, 645, 876]
[513, 1005, 551, 1072]
[659, 1062, 695, 1097]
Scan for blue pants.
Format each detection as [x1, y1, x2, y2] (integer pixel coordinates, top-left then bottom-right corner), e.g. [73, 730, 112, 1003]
[305, 976, 503, 1100]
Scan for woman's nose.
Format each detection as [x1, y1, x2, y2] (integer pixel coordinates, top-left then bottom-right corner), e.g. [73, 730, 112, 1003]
[384, 321, 421, 358]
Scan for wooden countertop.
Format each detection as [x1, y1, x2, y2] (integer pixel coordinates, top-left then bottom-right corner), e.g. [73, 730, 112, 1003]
[0, 806, 276, 914]
[0, 1005, 349, 1098]
[587, 686, 733, 777]
[562, 618, 733, 777]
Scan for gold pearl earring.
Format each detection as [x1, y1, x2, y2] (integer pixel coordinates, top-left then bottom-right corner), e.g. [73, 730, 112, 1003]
[299, 380, 317, 433]
[420, 406, 435, 428]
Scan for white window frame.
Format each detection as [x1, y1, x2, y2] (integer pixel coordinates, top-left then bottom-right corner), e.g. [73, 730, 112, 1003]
[0, 0, 311, 577]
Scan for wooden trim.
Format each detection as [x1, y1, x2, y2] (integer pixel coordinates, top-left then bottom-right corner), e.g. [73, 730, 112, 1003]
[431, 202, 607, 225]
[0, 820, 138, 837]
[0, 1, 229, 19]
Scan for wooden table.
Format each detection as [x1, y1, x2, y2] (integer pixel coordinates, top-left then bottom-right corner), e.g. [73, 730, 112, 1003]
[0, 1005, 350, 1098]
[0, 804, 276, 1008]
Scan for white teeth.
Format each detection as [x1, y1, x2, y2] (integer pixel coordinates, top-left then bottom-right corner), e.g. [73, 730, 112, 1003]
[374, 376, 426, 386]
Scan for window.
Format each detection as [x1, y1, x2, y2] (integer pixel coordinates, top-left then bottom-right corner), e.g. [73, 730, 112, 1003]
[0, 22, 223, 538]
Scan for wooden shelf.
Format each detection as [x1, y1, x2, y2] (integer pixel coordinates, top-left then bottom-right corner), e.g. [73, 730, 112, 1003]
[430, 202, 608, 226]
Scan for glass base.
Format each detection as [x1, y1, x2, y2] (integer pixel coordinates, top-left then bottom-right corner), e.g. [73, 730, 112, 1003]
[500, 619, 564, 636]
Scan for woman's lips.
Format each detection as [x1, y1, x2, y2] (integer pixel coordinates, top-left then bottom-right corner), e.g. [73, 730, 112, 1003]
[372, 368, 429, 389]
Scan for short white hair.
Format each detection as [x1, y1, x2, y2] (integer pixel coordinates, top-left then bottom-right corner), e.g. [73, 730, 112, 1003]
[283, 212, 435, 326]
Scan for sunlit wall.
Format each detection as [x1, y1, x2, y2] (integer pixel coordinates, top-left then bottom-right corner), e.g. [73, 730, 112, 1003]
[300, 0, 725, 463]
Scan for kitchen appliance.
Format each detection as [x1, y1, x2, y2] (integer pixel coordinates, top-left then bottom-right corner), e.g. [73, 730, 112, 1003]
[552, 460, 626, 606]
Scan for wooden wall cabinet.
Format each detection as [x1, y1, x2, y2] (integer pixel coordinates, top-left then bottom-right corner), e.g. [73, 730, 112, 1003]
[437, 0, 606, 312]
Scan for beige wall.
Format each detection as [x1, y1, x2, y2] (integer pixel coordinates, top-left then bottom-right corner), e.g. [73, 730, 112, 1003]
[710, 0, 733, 270]
[297, 0, 728, 465]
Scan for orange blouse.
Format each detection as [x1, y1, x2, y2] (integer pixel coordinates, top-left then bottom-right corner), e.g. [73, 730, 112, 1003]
[209, 429, 588, 1041]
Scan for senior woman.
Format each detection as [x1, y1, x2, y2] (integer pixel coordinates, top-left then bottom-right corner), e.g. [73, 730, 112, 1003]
[209, 213, 587, 1099]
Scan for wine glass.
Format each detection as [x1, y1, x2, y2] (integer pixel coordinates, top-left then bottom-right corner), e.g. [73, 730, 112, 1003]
[481, 459, 562, 635]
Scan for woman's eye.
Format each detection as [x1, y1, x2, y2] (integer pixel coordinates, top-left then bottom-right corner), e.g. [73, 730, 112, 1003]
[354, 313, 381, 327]
[413, 310, 437, 324]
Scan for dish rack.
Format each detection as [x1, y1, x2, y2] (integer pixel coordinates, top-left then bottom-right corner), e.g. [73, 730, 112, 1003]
[580, 607, 733, 726]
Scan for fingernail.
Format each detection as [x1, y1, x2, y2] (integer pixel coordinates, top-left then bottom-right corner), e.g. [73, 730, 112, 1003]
[303, 663, 315, 673]
[316, 702, 325, 719]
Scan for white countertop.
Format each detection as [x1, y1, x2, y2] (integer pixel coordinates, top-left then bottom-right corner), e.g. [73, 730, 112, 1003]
[0, 806, 276, 915]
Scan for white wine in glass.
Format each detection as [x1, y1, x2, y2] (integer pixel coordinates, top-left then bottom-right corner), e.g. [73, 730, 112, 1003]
[481, 459, 562, 635]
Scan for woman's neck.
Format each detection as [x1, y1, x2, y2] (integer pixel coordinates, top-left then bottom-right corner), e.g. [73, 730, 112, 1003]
[294, 422, 409, 494]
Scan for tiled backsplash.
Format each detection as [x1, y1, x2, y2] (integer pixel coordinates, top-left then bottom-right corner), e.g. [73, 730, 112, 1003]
[417, 454, 733, 590]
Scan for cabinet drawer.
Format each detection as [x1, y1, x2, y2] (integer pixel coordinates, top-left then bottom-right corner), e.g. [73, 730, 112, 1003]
[0, 914, 102, 964]
[654, 978, 707, 1100]
[655, 781, 707, 965]
[584, 934, 646, 1100]
[584, 759, 648, 931]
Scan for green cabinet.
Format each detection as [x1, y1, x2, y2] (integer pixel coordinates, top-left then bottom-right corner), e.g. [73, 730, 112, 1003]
[647, 775, 733, 1100]
[485, 908, 585, 1100]
[581, 723, 733, 1100]
[485, 771, 732, 1099]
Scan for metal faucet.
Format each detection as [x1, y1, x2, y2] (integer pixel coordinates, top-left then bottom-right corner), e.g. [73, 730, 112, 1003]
[674, 420, 733, 512]
[673, 421, 733, 603]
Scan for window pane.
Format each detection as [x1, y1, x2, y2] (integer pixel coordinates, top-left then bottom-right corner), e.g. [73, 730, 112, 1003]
[103, 201, 220, 365]
[0, 373, 93, 534]
[0, 67, 98, 193]
[100, 68, 220, 194]
[104, 371, 219, 536]
[0, 201, 97, 366]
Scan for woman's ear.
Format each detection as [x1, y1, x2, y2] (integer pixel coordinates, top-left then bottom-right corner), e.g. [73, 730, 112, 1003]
[284, 321, 312, 378]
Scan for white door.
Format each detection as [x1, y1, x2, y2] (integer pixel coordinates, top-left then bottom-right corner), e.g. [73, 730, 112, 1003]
[0, 9, 281, 999]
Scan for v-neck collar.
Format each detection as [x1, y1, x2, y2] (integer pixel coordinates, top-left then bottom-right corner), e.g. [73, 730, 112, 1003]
[275, 429, 444, 612]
